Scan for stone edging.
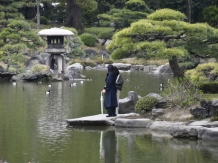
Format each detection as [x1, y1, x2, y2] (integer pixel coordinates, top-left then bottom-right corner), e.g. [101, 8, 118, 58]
[115, 119, 218, 141]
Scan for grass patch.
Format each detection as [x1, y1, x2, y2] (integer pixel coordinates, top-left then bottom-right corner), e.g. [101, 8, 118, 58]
[116, 58, 168, 66]
[201, 94, 218, 101]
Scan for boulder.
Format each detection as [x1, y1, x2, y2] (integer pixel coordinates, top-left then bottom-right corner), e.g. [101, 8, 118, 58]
[130, 65, 144, 71]
[152, 109, 164, 117]
[26, 52, 47, 69]
[112, 63, 131, 71]
[66, 63, 85, 79]
[143, 65, 157, 72]
[119, 91, 140, 114]
[210, 100, 218, 116]
[190, 107, 209, 119]
[115, 118, 152, 128]
[84, 49, 97, 58]
[0, 65, 5, 72]
[12, 72, 52, 81]
[98, 50, 110, 59]
[201, 128, 218, 141]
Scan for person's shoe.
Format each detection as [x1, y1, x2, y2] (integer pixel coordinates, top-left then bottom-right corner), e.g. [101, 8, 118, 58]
[111, 114, 117, 117]
[106, 115, 111, 117]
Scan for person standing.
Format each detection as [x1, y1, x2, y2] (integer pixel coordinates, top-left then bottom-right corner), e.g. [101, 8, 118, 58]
[102, 64, 118, 117]
[114, 66, 124, 115]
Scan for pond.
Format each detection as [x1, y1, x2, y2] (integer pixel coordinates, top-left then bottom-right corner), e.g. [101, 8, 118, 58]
[0, 70, 217, 163]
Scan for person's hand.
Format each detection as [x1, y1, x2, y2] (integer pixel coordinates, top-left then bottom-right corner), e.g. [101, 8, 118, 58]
[102, 89, 106, 93]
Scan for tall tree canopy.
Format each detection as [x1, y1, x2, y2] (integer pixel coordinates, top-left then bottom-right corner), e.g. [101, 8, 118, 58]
[98, 0, 153, 30]
[107, 9, 218, 78]
[0, 0, 44, 72]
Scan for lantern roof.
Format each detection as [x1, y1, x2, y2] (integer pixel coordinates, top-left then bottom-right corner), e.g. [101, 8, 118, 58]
[38, 27, 74, 36]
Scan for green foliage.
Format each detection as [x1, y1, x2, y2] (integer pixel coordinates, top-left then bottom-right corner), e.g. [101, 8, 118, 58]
[199, 82, 218, 94]
[202, 6, 218, 27]
[32, 64, 50, 73]
[33, 16, 49, 25]
[185, 63, 218, 84]
[107, 8, 218, 74]
[98, 0, 153, 30]
[60, 27, 85, 59]
[84, 27, 114, 39]
[161, 78, 202, 108]
[80, 33, 97, 47]
[0, 1, 45, 72]
[95, 58, 113, 64]
[211, 115, 218, 121]
[147, 8, 186, 21]
[135, 96, 158, 114]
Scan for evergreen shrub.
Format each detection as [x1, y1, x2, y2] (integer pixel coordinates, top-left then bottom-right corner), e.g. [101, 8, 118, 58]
[199, 82, 218, 93]
[32, 64, 49, 73]
[84, 27, 113, 39]
[33, 16, 49, 25]
[135, 96, 158, 114]
[80, 33, 96, 47]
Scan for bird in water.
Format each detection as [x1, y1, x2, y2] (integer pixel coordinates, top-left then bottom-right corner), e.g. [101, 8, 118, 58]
[23, 87, 25, 91]
[159, 83, 164, 91]
[80, 81, 84, 84]
[45, 90, 51, 94]
[135, 85, 139, 89]
[69, 83, 76, 86]
[48, 84, 52, 87]
[12, 82, 17, 86]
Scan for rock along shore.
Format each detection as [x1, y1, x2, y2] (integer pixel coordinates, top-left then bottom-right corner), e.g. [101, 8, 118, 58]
[66, 113, 218, 141]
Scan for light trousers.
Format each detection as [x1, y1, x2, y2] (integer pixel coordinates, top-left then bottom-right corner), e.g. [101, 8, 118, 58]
[116, 90, 120, 114]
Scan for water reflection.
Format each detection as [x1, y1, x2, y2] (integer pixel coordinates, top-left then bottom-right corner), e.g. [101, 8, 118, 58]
[103, 130, 116, 163]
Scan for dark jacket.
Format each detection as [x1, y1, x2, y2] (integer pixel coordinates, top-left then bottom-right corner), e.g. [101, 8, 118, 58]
[115, 74, 124, 91]
[104, 65, 118, 108]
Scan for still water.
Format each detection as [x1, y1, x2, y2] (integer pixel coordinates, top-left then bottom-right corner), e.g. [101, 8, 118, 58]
[0, 70, 217, 163]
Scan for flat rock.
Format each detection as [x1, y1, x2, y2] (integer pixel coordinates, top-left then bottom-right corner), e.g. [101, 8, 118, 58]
[202, 128, 218, 141]
[115, 118, 152, 128]
[66, 113, 140, 126]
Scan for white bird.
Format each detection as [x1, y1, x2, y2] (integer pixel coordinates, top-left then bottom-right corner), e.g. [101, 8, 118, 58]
[48, 84, 52, 87]
[80, 81, 84, 84]
[12, 82, 17, 86]
[69, 83, 76, 86]
[45, 90, 51, 94]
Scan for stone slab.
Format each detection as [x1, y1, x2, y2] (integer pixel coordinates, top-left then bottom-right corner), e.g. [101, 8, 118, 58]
[66, 113, 140, 126]
[115, 118, 152, 128]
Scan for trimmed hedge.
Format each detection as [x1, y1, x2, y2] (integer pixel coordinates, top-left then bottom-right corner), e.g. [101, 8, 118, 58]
[199, 82, 218, 93]
[80, 33, 96, 47]
[135, 96, 158, 114]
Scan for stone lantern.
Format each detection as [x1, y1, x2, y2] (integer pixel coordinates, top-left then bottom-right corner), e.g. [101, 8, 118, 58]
[38, 28, 74, 73]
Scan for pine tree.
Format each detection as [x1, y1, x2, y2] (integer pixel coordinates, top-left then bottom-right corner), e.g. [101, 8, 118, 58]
[0, 0, 44, 72]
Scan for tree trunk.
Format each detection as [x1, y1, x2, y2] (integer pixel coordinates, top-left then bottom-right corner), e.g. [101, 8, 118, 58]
[36, 0, 40, 29]
[169, 56, 184, 78]
[65, 0, 83, 30]
[187, 0, 191, 23]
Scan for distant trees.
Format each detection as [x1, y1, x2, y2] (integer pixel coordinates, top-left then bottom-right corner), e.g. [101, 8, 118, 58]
[98, 0, 153, 31]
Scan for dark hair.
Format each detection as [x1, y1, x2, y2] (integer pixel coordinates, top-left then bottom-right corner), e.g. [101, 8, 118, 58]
[107, 64, 114, 73]
[114, 66, 120, 75]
